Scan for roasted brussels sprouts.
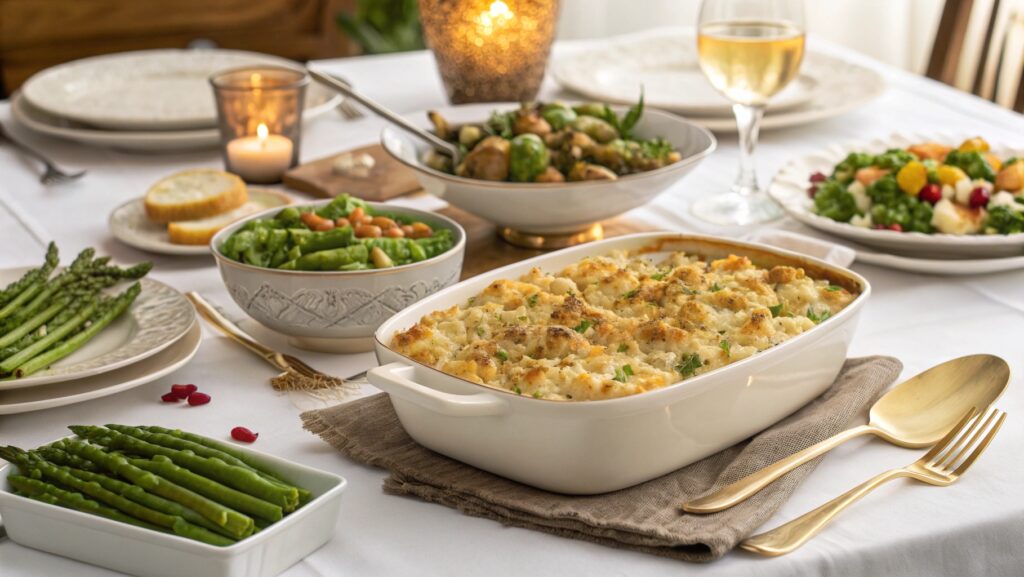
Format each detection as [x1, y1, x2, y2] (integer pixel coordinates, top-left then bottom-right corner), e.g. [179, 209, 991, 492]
[509, 134, 550, 182]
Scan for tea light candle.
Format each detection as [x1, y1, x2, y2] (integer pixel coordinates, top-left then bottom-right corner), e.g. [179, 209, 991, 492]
[226, 123, 293, 183]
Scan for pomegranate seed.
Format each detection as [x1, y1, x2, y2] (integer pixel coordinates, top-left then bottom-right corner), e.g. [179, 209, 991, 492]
[170, 384, 197, 399]
[918, 183, 942, 205]
[187, 392, 211, 406]
[807, 185, 819, 198]
[809, 171, 828, 183]
[161, 392, 181, 403]
[231, 427, 259, 443]
[888, 223, 903, 232]
[968, 187, 990, 208]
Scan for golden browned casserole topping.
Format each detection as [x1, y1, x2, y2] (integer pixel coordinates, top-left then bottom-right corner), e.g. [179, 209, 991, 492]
[391, 250, 856, 401]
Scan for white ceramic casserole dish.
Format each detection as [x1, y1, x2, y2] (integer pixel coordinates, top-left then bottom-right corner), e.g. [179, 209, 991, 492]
[0, 437, 347, 577]
[369, 233, 870, 494]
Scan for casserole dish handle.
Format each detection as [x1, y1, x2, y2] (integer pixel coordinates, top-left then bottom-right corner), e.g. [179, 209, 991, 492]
[368, 363, 509, 417]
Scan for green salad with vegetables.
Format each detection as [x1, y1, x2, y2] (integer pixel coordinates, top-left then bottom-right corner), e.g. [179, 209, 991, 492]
[219, 194, 454, 271]
[809, 137, 1024, 235]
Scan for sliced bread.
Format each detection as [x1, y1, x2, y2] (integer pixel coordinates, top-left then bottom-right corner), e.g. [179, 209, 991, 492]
[168, 189, 292, 246]
[145, 169, 248, 223]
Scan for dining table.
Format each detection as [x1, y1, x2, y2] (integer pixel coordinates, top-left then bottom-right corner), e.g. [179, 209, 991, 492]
[1, 35, 1023, 577]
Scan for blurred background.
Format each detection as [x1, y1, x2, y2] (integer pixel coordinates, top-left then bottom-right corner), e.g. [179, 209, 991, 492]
[1, 0, 1020, 107]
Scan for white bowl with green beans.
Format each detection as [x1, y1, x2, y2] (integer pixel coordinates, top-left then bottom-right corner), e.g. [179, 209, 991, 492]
[0, 427, 347, 577]
[211, 196, 465, 353]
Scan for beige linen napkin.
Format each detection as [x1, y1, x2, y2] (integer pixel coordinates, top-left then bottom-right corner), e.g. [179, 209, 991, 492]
[302, 356, 902, 562]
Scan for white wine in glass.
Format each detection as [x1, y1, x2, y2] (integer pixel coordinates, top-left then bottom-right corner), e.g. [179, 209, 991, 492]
[691, 1, 805, 225]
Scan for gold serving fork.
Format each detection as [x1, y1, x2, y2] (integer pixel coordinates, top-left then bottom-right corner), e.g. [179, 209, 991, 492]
[185, 292, 357, 383]
[740, 406, 1007, 557]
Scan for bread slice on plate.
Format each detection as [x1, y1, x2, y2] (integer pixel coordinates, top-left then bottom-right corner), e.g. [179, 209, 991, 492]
[145, 169, 248, 223]
[168, 189, 292, 246]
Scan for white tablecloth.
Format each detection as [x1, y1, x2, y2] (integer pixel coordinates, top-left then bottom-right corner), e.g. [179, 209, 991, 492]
[1, 38, 1023, 577]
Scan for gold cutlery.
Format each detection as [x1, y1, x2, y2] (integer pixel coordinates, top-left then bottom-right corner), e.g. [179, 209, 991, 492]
[683, 354, 1009, 513]
[740, 407, 1006, 556]
[185, 292, 356, 386]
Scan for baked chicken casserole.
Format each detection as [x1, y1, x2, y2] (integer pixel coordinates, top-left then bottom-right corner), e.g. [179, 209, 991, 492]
[391, 250, 856, 401]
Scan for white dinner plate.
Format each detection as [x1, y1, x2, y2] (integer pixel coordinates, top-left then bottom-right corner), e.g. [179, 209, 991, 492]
[552, 28, 885, 133]
[0, 272, 195, 390]
[109, 188, 292, 256]
[10, 84, 340, 153]
[769, 131, 1024, 259]
[21, 49, 339, 131]
[0, 321, 200, 415]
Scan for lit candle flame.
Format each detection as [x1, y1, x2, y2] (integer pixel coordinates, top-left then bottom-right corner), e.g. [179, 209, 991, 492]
[477, 0, 514, 36]
[257, 123, 268, 149]
[251, 73, 262, 88]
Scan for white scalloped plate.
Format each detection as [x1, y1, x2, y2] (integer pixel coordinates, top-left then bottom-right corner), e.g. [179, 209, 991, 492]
[769, 131, 1024, 259]
[0, 273, 195, 390]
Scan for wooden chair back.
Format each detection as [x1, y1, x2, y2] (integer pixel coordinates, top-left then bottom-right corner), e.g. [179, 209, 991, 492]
[0, 0, 355, 96]
[927, 0, 1024, 112]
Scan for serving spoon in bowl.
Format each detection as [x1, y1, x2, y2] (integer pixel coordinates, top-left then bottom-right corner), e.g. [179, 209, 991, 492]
[682, 354, 1009, 514]
[307, 68, 462, 165]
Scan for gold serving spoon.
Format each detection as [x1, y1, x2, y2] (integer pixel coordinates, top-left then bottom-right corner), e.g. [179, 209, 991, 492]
[683, 354, 1009, 514]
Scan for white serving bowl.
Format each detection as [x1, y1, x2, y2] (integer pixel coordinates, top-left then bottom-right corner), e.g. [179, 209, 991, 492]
[369, 233, 870, 494]
[211, 199, 466, 353]
[0, 437, 347, 577]
[381, 104, 716, 239]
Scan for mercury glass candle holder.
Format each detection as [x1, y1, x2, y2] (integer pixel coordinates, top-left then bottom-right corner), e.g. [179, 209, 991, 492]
[210, 66, 308, 184]
[418, 0, 559, 103]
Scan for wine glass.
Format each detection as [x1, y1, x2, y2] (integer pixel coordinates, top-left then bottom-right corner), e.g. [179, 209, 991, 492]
[690, 0, 805, 225]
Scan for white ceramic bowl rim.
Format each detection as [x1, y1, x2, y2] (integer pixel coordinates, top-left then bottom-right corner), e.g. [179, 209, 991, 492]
[0, 434, 346, 554]
[380, 104, 717, 189]
[375, 232, 871, 411]
[209, 198, 467, 277]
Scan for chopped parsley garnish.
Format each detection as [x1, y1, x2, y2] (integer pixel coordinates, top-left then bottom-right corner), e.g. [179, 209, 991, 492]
[476, 325, 485, 337]
[651, 271, 668, 281]
[573, 319, 592, 333]
[622, 289, 639, 299]
[513, 385, 522, 395]
[518, 315, 528, 321]
[825, 285, 843, 292]
[532, 391, 542, 399]
[496, 350, 509, 362]
[617, 343, 628, 353]
[613, 364, 634, 383]
[527, 294, 539, 307]
[675, 353, 702, 377]
[682, 287, 699, 295]
[806, 307, 832, 324]
[467, 296, 477, 306]
[710, 283, 722, 292]
[769, 304, 784, 318]
[719, 340, 731, 357]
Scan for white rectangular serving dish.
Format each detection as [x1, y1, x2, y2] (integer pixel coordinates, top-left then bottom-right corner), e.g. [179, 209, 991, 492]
[369, 233, 871, 494]
[0, 437, 347, 577]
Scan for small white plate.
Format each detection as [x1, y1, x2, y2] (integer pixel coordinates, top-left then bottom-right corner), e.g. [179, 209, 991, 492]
[10, 85, 339, 153]
[552, 28, 885, 133]
[0, 320, 199, 414]
[769, 131, 1024, 259]
[21, 49, 337, 131]
[0, 273, 195, 390]
[109, 188, 292, 256]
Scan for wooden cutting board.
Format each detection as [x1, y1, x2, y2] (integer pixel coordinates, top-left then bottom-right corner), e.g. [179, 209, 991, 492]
[438, 205, 659, 279]
[283, 143, 420, 201]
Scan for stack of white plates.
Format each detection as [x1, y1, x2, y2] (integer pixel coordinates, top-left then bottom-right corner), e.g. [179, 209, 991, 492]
[0, 271, 199, 414]
[10, 49, 343, 152]
[551, 28, 885, 133]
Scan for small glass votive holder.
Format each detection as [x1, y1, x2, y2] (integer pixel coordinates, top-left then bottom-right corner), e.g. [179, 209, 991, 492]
[210, 66, 308, 184]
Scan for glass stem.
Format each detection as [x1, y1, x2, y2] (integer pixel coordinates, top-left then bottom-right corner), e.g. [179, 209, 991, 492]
[732, 103, 765, 197]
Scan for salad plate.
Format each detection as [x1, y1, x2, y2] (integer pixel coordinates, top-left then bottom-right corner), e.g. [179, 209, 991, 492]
[0, 271, 195, 390]
[770, 132, 1024, 259]
[0, 320, 199, 414]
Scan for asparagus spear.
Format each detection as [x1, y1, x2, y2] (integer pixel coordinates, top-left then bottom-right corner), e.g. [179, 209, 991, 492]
[8, 475, 163, 532]
[105, 425, 306, 500]
[0, 283, 45, 321]
[14, 283, 141, 377]
[56, 439, 254, 539]
[132, 456, 283, 523]
[34, 446, 99, 471]
[72, 426, 298, 510]
[0, 242, 58, 307]
[0, 301, 98, 374]
[140, 425, 312, 504]
[1, 447, 234, 546]
[0, 301, 64, 349]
